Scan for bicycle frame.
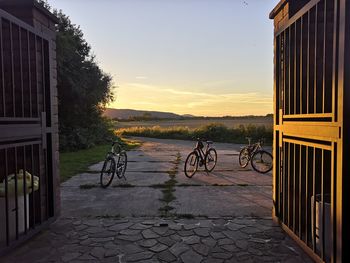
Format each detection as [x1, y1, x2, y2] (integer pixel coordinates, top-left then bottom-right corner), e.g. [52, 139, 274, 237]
[193, 141, 210, 162]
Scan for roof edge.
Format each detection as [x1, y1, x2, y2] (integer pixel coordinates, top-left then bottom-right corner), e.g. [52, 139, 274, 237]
[33, 1, 59, 24]
[269, 0, 288, 19]
[0, 0, 58, 24]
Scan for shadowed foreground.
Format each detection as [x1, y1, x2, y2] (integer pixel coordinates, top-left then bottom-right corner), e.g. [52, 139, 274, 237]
[3, 138, 311, 262]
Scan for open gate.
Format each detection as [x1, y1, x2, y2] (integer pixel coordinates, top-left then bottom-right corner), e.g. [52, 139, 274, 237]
[0, 6, 58, 253]
[270, 0, 348, 262]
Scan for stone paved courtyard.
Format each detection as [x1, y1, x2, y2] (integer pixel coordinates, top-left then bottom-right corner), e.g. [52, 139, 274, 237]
[2, 138, 312, 262]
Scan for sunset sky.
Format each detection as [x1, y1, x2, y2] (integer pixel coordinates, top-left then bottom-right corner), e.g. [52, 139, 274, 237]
[49, 0, 279, 116]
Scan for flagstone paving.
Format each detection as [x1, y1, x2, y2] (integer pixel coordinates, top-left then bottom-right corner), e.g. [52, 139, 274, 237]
[2, 137, 311, 262]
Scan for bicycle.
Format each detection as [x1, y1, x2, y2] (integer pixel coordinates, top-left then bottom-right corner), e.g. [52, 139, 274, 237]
[184, 138, 217, 178]
[238, 137, 273, 174]
[100, 140, 128, 188]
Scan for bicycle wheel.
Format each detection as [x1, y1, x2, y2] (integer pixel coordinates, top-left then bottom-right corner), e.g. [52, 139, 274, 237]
[184, 151, 199, 178]
[205, 148, 217, 172]
[239, 147, 250, 168]
[100, 156, 116, 188]
[116, 152, 127, 178]
[251, 150, 273, 174]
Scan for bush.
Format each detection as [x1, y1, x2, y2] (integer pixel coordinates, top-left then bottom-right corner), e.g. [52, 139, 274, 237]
[116, 123, 272, 144]
[60, 117, 116, 152]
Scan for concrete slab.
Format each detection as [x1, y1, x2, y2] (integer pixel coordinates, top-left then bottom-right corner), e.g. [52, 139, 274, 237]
[171, 186, 272, 217]
[113, 172, 170, 186]
[61, 187, 163, 217]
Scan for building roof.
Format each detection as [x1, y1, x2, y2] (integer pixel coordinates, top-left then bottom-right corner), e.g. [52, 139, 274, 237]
[269, 0, 288, 19]
[0, 0, 59, 24]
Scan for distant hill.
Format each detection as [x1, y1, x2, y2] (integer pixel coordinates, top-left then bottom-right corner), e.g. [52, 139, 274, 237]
[104, 108, 273, 121]
[103, 108, 184, 120]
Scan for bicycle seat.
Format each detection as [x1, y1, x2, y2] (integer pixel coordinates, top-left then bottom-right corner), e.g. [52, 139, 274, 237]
[206, 141, 213, 144]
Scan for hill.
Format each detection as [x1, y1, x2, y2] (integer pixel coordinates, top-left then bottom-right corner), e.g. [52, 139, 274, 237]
[103, 108, 184, 120]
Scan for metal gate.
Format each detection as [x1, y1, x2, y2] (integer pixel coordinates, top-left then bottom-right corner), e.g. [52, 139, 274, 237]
[0, 9, 55, 252]
[272, 0, 343, 262]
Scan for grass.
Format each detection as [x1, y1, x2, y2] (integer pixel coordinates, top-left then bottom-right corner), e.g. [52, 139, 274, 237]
[158, 152, 181, 217]
[60, 138, 141, 182]
[116, 123, 272, 144]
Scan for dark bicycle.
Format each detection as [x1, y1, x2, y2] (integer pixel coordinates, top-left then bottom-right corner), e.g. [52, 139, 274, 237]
[239, 137, 272, 174]
[184, 138, 217, 178]
[100, 140, 128, 188]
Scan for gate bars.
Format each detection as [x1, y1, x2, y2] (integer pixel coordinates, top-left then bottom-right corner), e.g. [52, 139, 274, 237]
[0, 9, 54, 252]
[272, 0, 344, 262]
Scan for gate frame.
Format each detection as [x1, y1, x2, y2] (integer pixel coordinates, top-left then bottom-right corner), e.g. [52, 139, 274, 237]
[0, 0, 59, 255]
[270, 0, 347, 262]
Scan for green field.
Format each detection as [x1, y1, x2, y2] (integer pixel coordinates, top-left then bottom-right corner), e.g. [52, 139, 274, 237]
[115, 117, 273, 130]
[116, 118, 273, 145]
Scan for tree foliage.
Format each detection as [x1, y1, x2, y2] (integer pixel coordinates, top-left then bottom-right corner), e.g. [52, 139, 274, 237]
[36, 1, 116, 151]
[54, 11, 115, 151]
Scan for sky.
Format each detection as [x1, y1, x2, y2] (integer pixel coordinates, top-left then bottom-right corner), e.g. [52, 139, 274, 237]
[48, 0, 279, 117]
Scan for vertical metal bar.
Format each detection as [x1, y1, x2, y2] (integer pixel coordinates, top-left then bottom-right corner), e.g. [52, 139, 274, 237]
[4, 149, 9, 246]
[305, 146, 309, 244]
[294, 23, 297, 115]
[19, 27, 24, 117]
[332, 0, 339, 122]
[287, 142, 291, 227]
[41, 39, 46, 112]
[0, 18, 5, 117]
[282, 32, 285, 117]
[27, 31, 32, 118]
[300, 17, 304, 114]
[312, 147, 316, 252]
[289, 27, 291, 115]
[14, 147, 18, 240]
[37, 144, 42, 224]
[23, 146, 27, 233]
[321, 149, 325, 260]
[307, 11, 310, 114]
[279, 143, 282, 217]
[9, 23, 15, 117]
[282, 141, 286, 222]
[31, 144, 35, 228]
[293, 144, 296, 233]
[34, 36, 39, 116]
[299, 145, 302, 238]
[322, 0, 327, 114]
[330, 143, 336, 263]
[314, 4, 318, 113]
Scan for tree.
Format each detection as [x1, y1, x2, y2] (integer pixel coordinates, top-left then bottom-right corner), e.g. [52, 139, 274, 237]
[36, 1, 116, 150]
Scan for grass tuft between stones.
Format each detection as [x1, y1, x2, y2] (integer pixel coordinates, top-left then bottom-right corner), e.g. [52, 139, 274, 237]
[158, 152, 181, 217]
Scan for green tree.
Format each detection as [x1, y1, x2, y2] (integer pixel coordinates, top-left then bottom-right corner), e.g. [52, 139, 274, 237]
[36, 1, 116, 151]
[55, 11, 115, 150]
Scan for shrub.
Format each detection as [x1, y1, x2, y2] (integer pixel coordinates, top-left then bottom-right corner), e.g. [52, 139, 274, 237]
[116, 123, 272, 144]
[60, 117, 116, 152]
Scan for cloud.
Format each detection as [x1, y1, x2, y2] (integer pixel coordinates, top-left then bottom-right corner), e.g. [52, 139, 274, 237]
[135, 76, 148, 80]
[131, 101, 158, 106]
[113, 82, 272, 116]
